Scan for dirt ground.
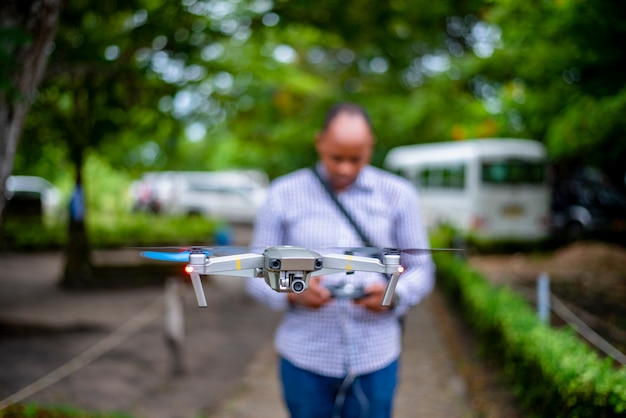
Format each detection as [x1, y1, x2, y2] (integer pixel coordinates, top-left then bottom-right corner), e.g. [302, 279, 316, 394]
[468, 240, 626, 350]
[468, 240, 626, 286]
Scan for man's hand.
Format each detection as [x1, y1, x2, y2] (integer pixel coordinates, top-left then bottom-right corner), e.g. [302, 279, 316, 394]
[353, 282, 393, 312]
[287, 276, 331, 309]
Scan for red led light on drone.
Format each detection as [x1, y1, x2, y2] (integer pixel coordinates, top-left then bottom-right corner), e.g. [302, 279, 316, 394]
[398, 266, 405, 273]
[185, 265, 194, 274]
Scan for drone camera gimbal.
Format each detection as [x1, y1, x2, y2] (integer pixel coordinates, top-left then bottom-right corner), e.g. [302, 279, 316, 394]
[263, 246, 325, 294]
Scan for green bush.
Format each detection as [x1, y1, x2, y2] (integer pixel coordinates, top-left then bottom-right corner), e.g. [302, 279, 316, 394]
[435, 253, 626, 417]
[0, 213, 221, 251]
[88, 212, 220, 248]
[0, 218, 67, 250]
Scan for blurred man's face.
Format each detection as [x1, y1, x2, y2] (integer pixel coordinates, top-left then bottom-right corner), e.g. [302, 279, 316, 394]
[315, 112, 374, 192]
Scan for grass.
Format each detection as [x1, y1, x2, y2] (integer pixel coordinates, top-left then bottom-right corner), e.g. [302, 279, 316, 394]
[0, 403, 133, 417]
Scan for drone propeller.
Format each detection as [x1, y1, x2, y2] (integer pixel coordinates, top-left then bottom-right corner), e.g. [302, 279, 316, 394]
[141, 249, 213, 263]
[138, 245, 265, 263]
[324, 246, 463, 257]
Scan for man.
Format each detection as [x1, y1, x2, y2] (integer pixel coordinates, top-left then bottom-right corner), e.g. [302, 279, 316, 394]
[246, 103, 435, 418]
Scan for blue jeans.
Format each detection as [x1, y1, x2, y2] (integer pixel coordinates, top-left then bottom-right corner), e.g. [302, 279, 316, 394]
[280, 357, 398, 418]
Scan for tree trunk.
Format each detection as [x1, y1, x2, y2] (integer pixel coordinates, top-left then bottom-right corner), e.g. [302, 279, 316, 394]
[0, 0, 63, 226]
[61, 156, 94, 288]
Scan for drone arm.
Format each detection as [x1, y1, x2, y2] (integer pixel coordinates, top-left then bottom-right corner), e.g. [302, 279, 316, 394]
[192, 253, 264, 276]
[314, 254, 386, 276]
[204, 269, 260, 278]
[316, 253, 404, 307]
[187, 253, 264, 307]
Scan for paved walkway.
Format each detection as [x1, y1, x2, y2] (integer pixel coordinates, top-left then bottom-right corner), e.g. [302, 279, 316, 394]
[209, 293, 474, 418]
[0, 250, 474, 418]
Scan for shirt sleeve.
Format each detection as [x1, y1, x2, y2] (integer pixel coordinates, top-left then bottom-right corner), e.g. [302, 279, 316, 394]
[389, 182, 436, 317]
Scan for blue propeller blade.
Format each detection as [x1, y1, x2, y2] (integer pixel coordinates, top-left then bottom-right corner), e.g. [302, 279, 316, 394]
[141, 251, 193, 263]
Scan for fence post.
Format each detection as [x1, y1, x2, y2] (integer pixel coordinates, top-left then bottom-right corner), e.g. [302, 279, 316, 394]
[537, 272, 550, 324]
[164, 276, 186, 375]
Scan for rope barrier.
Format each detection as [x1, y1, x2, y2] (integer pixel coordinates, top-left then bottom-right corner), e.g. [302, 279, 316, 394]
[519, 280, 626, 366]
[0, 294, 165, 410]
[549, 293, 626, 366]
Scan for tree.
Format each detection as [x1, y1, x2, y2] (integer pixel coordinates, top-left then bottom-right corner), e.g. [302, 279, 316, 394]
[0, 0, 63, 226]
[463, 0, 626, 187]
[220, 0, 489, 175]
[21, 0, 276, 286]
[12, 0, 626, 269]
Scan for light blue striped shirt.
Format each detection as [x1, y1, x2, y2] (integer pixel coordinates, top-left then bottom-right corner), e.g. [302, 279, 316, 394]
[246, 163, 435, 377]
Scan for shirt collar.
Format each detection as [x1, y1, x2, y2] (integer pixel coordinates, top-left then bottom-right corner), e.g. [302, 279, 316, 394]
[315, 162, 374, 194]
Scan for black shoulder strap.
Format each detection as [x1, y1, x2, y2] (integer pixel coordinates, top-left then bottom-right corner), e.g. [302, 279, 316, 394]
[310, 166, 375, 248]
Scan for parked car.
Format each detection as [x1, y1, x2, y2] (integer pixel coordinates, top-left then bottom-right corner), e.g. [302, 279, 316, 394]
[129, 171, 176, 213]
[130, 169, 269, 223]
[551, 169, 626, 240]
[4, 175, 62, 221]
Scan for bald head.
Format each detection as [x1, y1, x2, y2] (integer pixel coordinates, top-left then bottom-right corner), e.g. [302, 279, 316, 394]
[315, 104, 375, 192]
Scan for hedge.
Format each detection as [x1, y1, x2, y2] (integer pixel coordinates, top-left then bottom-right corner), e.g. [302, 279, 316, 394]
[434, 252, 626, 418]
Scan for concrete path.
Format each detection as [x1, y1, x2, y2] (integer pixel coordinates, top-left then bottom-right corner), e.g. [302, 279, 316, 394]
[208, 293, 474, 418]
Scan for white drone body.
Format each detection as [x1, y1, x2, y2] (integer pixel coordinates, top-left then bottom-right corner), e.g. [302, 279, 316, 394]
[182, 245, 404, 307]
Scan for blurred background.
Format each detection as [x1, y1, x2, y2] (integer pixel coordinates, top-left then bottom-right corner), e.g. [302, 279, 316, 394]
[2, 0, 625, 263]
[1, 0, 626, 416]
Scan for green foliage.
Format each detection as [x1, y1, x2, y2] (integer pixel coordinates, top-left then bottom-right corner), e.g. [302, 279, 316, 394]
[89, 212, 218, 248]
[435, 252, 626, 417]
[546, 89, 626, 166]
[0, 403, 132, 417]
[273, 0, 483, 90]
[0, 26, 31, 96]
[81, 154, 134, 217]
[12, 0, 626, 181]
[474, 0, 626, 184]
[10, 0, 626, 253]
[0, 218, 66, 251]
[0, 213, 218, 251]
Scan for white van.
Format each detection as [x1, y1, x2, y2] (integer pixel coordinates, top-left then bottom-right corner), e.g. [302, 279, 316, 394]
[131, 169, 268, 223]
[5, 175, 62, 222]
[384, 138, 550, 241]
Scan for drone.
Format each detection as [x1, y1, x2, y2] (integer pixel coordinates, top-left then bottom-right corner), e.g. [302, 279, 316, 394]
[140, 245, 439, 307]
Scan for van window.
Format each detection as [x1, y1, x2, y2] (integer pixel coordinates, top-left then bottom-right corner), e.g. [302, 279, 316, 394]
[481, 159, 545, 185]
[417, 165, 465, 189]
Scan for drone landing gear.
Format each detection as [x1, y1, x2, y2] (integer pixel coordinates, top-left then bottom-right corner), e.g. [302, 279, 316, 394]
[189, 272, 208, 307]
